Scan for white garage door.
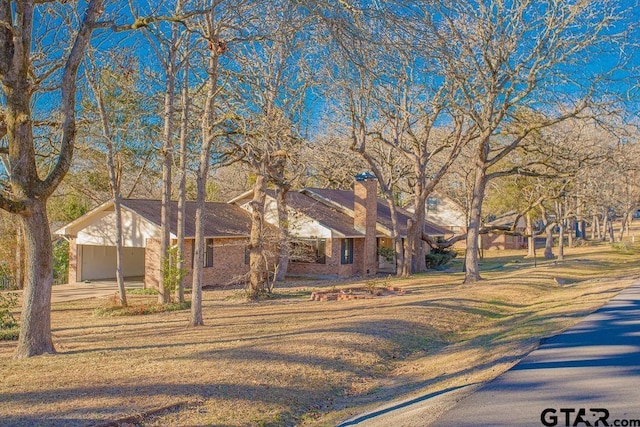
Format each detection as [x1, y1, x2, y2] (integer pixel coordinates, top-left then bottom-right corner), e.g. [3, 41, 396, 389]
[80, 245, 145, 281]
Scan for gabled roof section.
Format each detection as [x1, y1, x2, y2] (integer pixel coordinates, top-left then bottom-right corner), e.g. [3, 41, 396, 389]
[266, 190, 364, 238]
[56, 199, 253, 239]
[485, 211, 526, 230]
[302, 188, 449, 237]
[120, 199, 253, 238]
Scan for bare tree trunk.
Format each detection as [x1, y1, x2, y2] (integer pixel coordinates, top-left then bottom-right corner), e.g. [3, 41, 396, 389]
[158, 2, 183, 303]
[159, 63, 176, 304]
[567, 219, 573, 248]
[541, 205, 554, 259]
[176, 58, 189, 304]
[15, 200, 55, 357]
[274, 183, 290, 282]
[89, 71, 127, 306]
[618, 212, 629, 242]
[190, 14, 220, 326]
[556, 201, 565, 261]
[544, 224, 555, 259]
[2, 0, 104, 358]
[591, 214, 598, 240]
[410, 191, 427, 273]
[526, 212, 535, 257]
[383, 197, 403, 276]
[602, 208, 609, 241]
[271, 151, 290, 283]
[608, 218, 615, 243]
[190, 185, 205, 327]
[248, 173, 267, 296]
[403, 219, 413, 277]
[464, 164, 487, 283]
[112, 196, 127, 305]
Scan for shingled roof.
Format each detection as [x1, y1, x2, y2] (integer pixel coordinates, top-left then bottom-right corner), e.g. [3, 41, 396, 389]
[302, 188, 450, 237]
[120, 199, 253, 238]
[264, 190, 364, 237]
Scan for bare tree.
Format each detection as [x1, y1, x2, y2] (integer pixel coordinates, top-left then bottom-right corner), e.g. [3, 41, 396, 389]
[414, 0, 624, 282]
[0, 0, 106, 357]
[225, 2, 312, 292]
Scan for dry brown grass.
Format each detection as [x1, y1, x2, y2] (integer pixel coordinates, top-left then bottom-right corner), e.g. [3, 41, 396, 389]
[1, 241, 640, 427]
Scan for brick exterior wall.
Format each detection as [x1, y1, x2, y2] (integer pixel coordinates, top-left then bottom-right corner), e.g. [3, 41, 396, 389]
[68, 238, 77, 284]
[287, 237, 359, 278]
[144, 237, 162, 290]
[354, 179, 378, 276]
[181, 237, 250, 288]
[481, 233, 525, 250]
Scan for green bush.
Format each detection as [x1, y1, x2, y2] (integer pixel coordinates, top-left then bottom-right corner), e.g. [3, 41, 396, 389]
[0, 327, 19, 341]
[53, 239, 69, 285]
[0, 292, 18, 329]
[127, 288, 159, 295]
[425, 248, 456, 269]
[377, 247, 396, 262]
[0, 292, 19, 340]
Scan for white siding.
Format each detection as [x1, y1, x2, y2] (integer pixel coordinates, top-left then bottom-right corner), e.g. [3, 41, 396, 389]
[76, 209, 160, 247]
[241, 197, 332, 238]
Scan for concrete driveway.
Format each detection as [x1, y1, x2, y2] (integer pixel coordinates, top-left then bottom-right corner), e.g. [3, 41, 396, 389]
[339, 280, 640, 427]
[49, 280, 144, 303]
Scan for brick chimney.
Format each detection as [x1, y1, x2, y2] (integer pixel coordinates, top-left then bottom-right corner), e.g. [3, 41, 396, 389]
[354, 172, 378, 276]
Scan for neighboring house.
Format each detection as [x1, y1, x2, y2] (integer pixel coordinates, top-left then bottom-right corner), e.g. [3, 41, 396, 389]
[407, 192, 468, 249]
[422, 192, 468, 235]
[412, 193, 528, 251]
[481, 212, 527, 250]
[55, 199, 255, 289]
[56, 176, 450, 288]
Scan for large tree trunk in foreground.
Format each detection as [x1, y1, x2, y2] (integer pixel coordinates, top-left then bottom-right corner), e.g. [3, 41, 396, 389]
[464, 165, 487, 283]
[190, 187, 205, 327]
[15, 200, 55, 357]
[408, 193, 427, 273]
[190, 25, 219, 326]
[1, 0, 104, 358]
[248, 173, 267, 297]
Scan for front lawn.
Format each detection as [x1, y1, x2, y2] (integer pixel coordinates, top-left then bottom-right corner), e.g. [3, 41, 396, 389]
[1, 243, 639, 426]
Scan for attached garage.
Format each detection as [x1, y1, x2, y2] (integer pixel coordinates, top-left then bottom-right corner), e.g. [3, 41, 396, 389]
[56, 200, 161, 284]
[77, 245, 145, 281]
[56, 198, 255, 289]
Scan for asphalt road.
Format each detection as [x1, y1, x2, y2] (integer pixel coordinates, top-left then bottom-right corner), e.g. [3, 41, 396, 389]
[339, 280, 640, 427]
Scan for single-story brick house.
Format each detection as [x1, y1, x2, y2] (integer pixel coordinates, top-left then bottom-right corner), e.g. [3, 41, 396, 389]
[55, 199, 255, 289]
[230, 176, 449, 277]
[56, 176, 450, 288]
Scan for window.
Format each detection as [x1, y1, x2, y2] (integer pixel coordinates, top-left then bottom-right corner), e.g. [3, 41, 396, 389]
[191, 238, 214, 268]
[290, 238, 326, 264]
[427, 197, 438, 212]
[244, 246, 250, 265]
[341, 238, 354, 264]
[204, 238, 214, 268]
